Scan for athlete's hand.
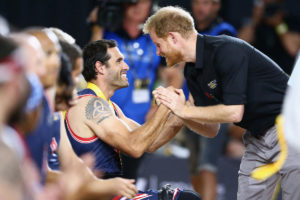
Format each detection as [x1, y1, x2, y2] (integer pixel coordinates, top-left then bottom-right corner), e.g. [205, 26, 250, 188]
[153, 87, 162, 105]
[62, 176, 137, 200]
[186, 93, 195, 106]
[107, 178, 138, 198]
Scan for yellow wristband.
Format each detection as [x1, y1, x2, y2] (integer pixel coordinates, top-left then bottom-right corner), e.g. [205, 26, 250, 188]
[275, 23, 288, 35]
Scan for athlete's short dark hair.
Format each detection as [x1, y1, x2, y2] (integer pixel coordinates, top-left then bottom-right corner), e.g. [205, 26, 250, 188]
[82, 39, 117, 82]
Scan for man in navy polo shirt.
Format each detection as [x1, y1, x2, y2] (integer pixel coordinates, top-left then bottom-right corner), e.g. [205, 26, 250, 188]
[187, 0, 238, 199]
[144, 6, 300, 200]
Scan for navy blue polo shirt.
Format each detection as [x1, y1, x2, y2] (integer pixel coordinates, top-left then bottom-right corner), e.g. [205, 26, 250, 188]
[184, 34, 289, 137]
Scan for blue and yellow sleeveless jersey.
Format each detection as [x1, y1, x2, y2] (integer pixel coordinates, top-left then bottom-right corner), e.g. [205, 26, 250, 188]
[65, 87, 122, 178]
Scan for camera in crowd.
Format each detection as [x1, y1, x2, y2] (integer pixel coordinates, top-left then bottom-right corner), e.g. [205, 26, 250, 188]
[95, 0, 138, 32]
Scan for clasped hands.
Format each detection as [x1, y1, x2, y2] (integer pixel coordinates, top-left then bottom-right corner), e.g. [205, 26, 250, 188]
[152, 86, 187, 117]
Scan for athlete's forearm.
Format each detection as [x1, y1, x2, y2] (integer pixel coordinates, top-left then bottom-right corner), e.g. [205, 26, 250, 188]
[64, 179, 113, 200]
[147, 115, 184, 152]
[128, 104, 171, 157]
[183, 119, 220, 138]
[45, 169, 62, 185]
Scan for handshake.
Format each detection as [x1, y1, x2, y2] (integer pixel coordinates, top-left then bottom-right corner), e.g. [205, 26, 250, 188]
[152, 86, 194, 117]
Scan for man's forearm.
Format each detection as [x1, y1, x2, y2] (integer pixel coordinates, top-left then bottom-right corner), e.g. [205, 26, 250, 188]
[91, 25, 104, 42]
[181, 104, 244, 123]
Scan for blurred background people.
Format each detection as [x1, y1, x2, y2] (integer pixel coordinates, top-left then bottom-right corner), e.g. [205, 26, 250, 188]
[0, 15, 10, 36]
[238, 0, 300, 75]
[0, 35, 28, 200]
[23, 29, 61, 181]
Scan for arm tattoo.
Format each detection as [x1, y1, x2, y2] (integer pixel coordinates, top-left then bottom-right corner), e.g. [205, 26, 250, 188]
[85, 97, 113, 124]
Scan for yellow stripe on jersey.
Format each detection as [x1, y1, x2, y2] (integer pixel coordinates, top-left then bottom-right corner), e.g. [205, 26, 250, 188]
[86, 82, 114, 109]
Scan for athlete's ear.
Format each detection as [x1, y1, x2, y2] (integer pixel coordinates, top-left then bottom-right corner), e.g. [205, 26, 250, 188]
[95, 61, 105, 75]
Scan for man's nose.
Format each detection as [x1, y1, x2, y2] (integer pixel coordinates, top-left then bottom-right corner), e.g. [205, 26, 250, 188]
[124, 62, 130, 70]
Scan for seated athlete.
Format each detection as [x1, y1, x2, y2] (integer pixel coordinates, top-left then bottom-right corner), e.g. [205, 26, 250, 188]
[65, 39, 184, 178]
[65, 39, 202, 200]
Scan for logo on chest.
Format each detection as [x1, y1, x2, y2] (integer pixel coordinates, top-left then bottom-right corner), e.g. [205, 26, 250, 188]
[207, 79, 217, 89]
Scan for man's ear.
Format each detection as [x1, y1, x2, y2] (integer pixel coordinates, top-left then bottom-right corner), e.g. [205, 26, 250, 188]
[95, 61, 105, 74]
[168, 32, 178, 44]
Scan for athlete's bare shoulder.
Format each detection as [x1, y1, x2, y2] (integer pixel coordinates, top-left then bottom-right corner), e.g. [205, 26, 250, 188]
[84, 97, 113, 124]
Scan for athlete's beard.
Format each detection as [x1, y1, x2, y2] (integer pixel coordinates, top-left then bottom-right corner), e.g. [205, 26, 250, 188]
[109, 70, 129, 90]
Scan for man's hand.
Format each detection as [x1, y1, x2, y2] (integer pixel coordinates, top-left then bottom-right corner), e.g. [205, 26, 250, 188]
[88, 6, 105, 41]
[152, 86, 177, 106]
[153, 86, 186, 117]
[280, 32, 300, 57]
[88, 6, 99, 25]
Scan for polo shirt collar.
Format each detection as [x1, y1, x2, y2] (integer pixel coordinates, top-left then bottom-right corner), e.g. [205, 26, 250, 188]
[195, 34, 204, 69]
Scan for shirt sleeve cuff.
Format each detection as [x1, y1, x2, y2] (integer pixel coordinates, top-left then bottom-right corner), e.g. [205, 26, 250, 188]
[223, 93, 246, 105]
